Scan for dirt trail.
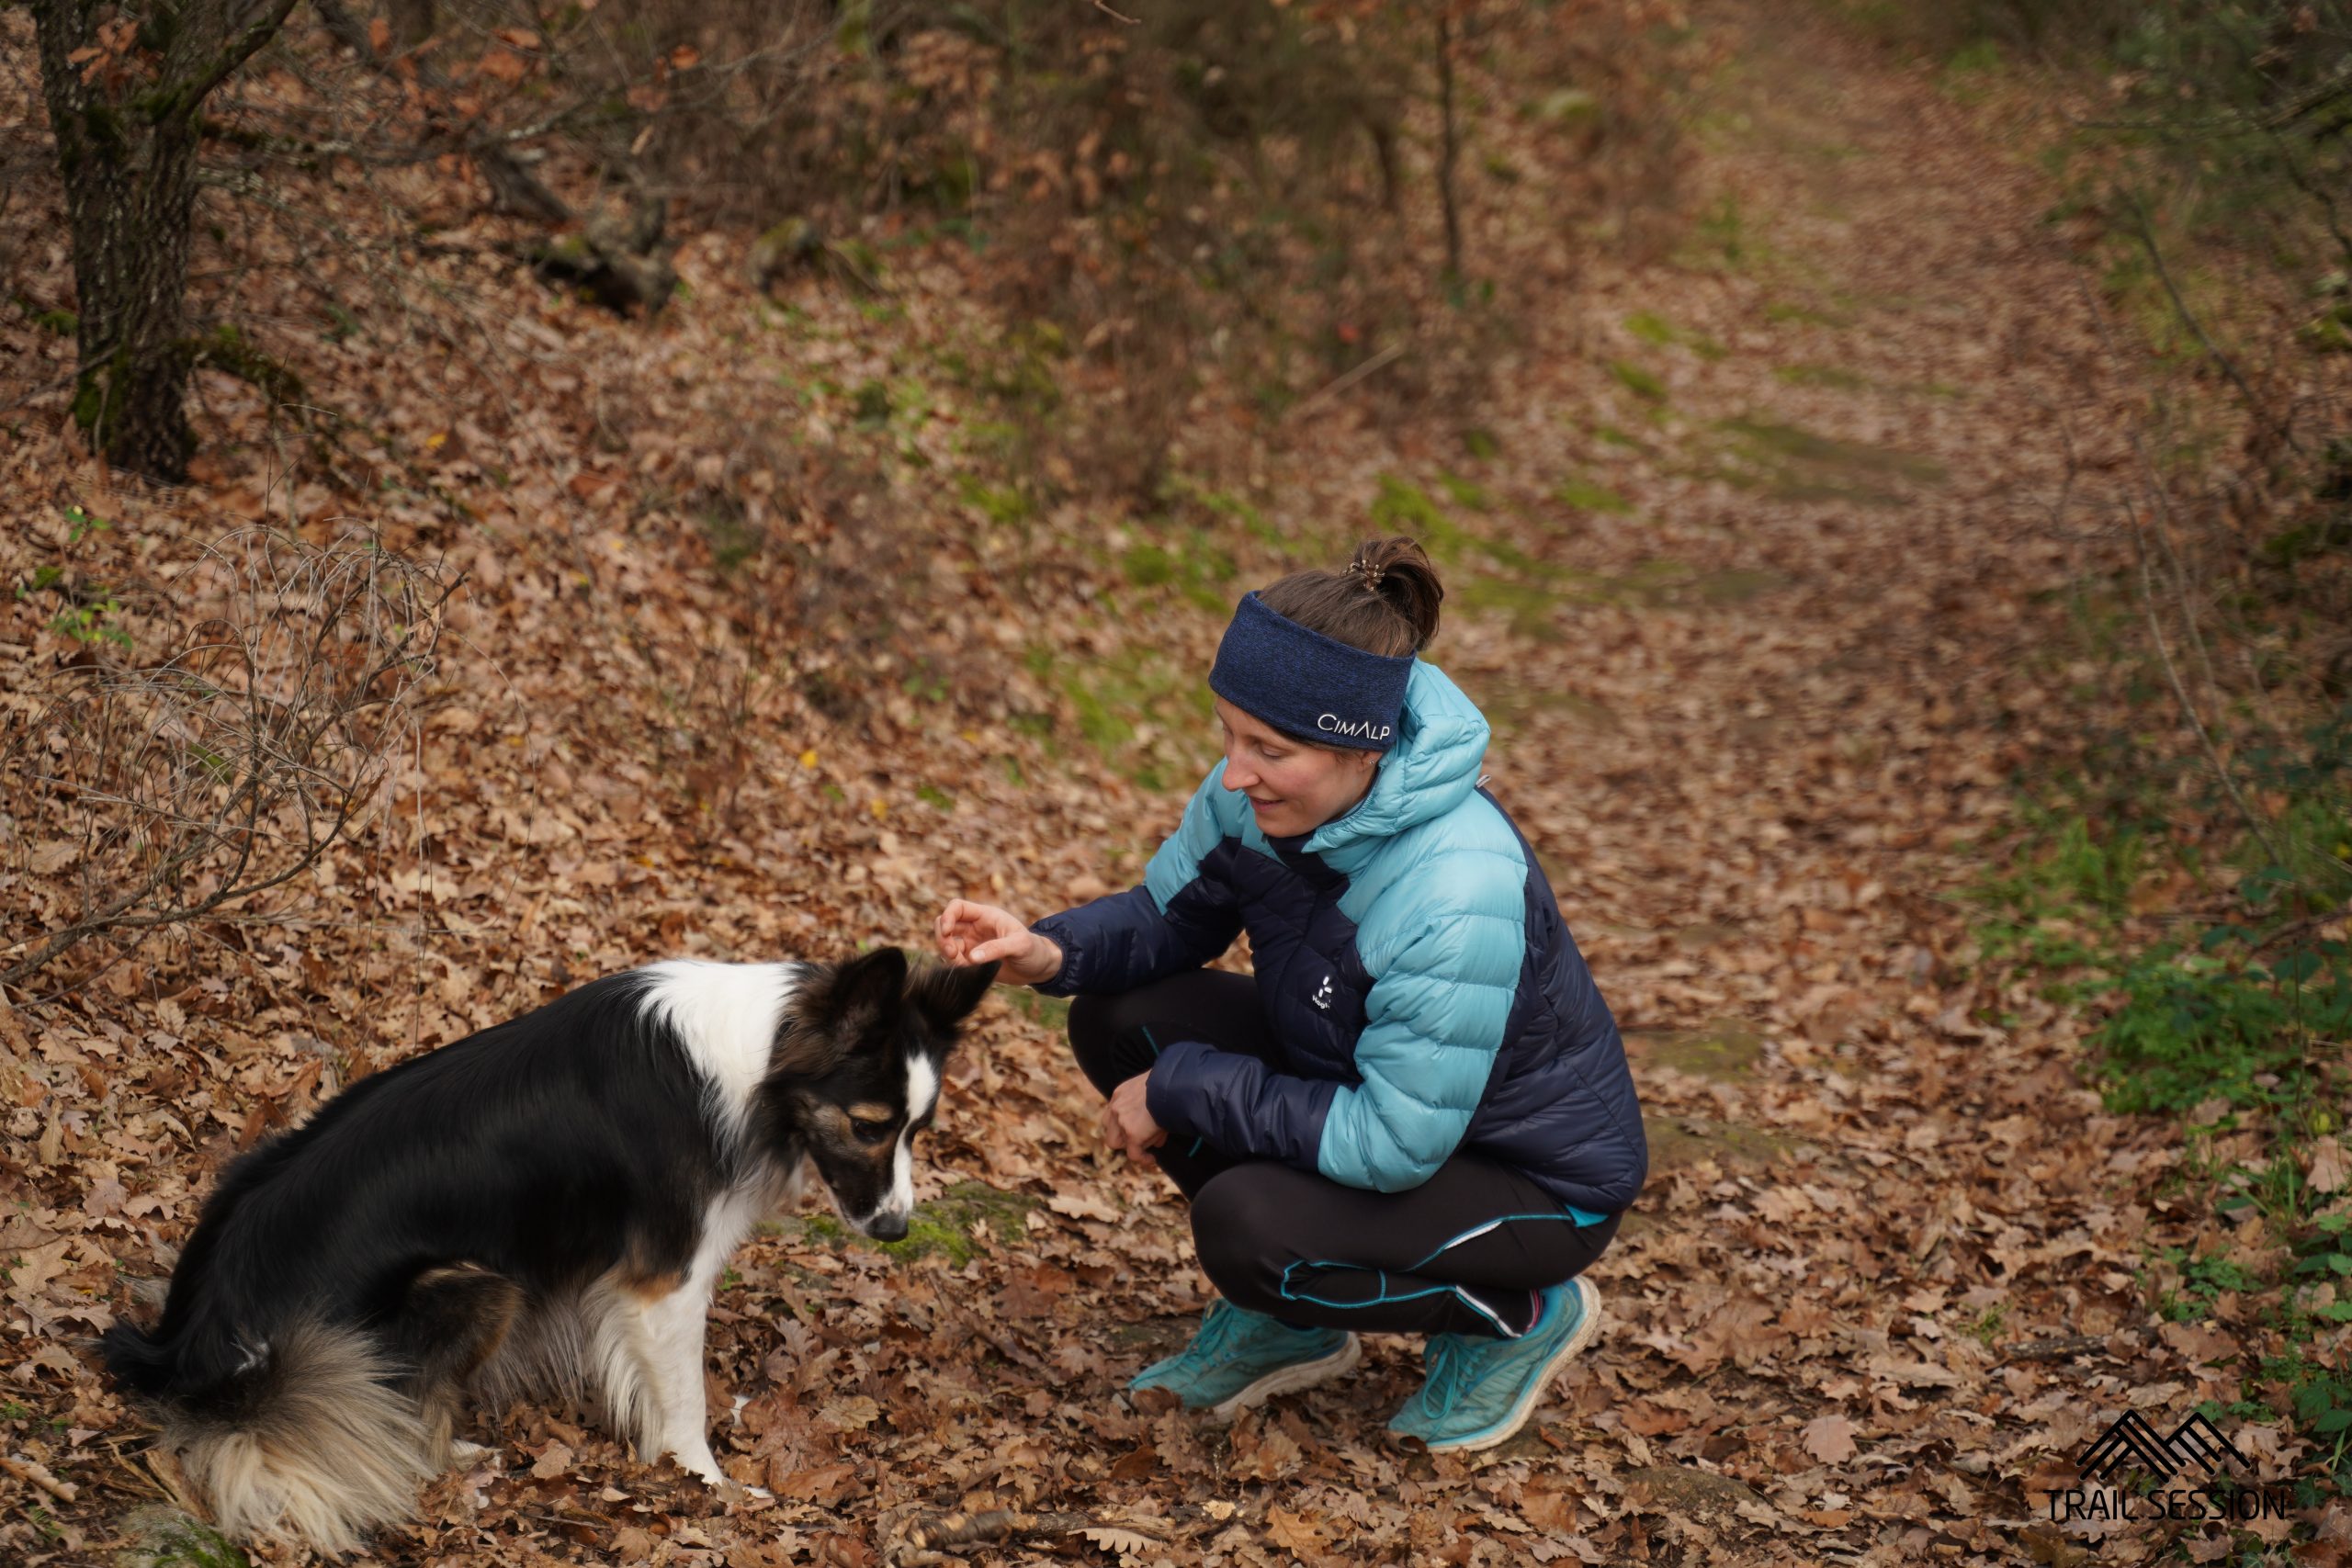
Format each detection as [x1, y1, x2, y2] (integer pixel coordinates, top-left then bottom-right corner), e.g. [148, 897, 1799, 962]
[1129, 6, 2172, 1562]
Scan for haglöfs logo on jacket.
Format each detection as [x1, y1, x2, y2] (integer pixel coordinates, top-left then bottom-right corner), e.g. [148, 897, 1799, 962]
[1312, 976, 1333, 1010]
[1317, 714, 1394, 741]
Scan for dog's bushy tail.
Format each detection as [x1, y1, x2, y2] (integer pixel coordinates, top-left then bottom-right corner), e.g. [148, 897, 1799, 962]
[104, 1317, 437, 1554]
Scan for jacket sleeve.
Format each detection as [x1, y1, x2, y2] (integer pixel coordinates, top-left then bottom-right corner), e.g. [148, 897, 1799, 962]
[1145, 1041, 1336, 1168]
[1027, 771, 1241, 998]
[1147, 856, 1527, 1193]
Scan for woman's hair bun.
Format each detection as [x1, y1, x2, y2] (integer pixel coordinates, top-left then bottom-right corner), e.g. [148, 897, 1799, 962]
[1259, 536, 1444, 658]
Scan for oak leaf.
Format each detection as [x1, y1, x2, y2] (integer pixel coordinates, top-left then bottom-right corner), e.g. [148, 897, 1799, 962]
[2309, 1135, 2348, 1195]
[1803, 1414, 1857, 1464]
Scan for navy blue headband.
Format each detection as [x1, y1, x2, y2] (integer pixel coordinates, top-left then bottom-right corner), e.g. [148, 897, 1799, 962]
[1208, 592, 1413, 751]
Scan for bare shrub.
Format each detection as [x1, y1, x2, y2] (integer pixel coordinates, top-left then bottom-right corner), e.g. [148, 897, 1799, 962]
[1, 528, 452, 992]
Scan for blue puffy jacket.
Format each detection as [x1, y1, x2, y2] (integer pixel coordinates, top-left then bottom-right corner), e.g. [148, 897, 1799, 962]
[1032, 661, 1647, 1218]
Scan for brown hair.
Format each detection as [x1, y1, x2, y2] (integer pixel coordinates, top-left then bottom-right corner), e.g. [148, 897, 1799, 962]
[1258, 536, 1443, 658]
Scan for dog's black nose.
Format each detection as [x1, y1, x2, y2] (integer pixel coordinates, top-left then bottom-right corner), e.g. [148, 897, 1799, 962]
[866, 1213, 908, 1243]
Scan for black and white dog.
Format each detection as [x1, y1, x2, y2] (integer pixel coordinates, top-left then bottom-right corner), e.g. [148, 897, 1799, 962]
[102, 946, 997, 1552]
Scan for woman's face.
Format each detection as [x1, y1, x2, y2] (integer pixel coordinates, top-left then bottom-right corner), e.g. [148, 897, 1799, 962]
[1215, 698, 1380, 839]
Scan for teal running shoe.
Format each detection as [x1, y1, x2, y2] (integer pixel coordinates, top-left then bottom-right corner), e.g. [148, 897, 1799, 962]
[1387, 1279, 1602, 1452]
[1129, 1299, 1361, 1420]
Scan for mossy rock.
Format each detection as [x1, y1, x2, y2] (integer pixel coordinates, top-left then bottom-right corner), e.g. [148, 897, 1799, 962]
[114, 1506, 250, 1568]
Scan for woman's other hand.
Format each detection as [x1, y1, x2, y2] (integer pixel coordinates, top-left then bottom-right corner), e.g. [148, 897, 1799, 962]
[933, 899, 1064, 987]
[1100, 1072, 1167, 1162]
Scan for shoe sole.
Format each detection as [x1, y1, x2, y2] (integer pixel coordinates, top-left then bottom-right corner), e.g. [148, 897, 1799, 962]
[1419, 1280, 1603, 1454]
[1205, 1333, 1363, 1422]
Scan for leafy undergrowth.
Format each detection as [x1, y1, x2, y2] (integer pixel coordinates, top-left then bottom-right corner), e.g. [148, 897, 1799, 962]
[6, 4, 2352, 1568]
[1966, 716, 2352, 1541]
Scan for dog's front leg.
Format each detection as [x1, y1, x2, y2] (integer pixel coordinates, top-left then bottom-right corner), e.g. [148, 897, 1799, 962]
[629, 1284, 728, 1486]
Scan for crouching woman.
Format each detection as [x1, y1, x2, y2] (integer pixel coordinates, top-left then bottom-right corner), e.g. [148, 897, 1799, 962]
[936, 537, 1646, 1451]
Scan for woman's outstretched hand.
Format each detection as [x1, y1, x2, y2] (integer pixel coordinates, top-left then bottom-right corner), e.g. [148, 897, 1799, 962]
[933, 899, 1064, 987]
[1101, 1072, 1167, 1163]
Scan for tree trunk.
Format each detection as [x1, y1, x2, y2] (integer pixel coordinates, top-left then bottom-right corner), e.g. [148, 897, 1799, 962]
[28, 0, 298, 481]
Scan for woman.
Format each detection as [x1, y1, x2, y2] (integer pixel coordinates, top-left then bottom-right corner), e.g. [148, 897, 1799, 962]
[934, 537, 1646, 1452]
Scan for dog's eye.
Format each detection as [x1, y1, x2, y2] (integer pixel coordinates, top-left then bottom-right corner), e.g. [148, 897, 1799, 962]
[850, 1116, 895, 1145]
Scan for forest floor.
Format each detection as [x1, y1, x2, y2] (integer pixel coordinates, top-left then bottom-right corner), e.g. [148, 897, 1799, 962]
[2, 2, 2337, 1565]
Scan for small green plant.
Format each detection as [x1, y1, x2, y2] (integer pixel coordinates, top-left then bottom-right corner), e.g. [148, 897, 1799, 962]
[900, 660, 949, 704]
[50, 595, 133, 649]
[956, 475, 1032, 527]
[2093, 943, 2346, 1117]
[1962, 1303, 2007, 1346]
[62, 503, 112, 542]
[2159, 1247, 2262, 1321]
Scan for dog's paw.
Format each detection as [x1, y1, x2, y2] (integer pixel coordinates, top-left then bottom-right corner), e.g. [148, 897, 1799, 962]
[449, 1439, 493, 1464]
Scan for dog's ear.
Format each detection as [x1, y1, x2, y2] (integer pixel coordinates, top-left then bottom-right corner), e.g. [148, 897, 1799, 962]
[907, 961, 999, 1034]
[825, 945, 910, 1041]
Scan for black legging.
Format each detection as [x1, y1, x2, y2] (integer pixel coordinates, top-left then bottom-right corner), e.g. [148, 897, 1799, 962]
[1069, 969, 1619, 1338]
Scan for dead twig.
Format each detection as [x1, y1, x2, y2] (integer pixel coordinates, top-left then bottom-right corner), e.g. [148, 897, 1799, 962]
[1285, 343, 1408, 422]
[2, 1451, 81, 1503]
[1999, 1333, 2112, 1363]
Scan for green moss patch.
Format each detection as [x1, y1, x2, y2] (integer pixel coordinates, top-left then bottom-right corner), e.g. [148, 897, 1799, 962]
[792, 1180, 1038, 1267]
[1698, 415, 1945, 505]
[1624, 310, 1726, 361]
[1607, 359, 1670, 404]
[1624, 1021, 1766, 1081]
[1554, 476, 1633, 514]
[1770, 362, 1869, 391]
